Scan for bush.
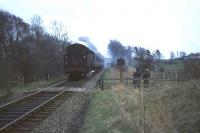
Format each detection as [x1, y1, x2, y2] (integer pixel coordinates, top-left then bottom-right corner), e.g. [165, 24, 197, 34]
[183, 59, 200, 79]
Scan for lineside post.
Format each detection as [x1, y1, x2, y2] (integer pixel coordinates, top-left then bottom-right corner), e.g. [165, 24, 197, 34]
[100, 79, 104, 91]
[117, 58, 125, 83]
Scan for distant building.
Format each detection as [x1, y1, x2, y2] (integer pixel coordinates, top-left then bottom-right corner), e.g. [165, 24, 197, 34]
[183, 53, 200, 60]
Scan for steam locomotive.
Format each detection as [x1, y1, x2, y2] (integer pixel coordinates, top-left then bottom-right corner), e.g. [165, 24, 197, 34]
[64, 43, 104, 80]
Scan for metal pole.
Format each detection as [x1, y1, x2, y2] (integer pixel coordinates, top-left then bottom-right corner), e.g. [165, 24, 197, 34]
[120, 66, 123, 83]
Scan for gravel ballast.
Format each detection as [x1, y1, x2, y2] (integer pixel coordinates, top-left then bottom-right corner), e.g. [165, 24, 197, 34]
[32, 93, 90, 133]
[31, 70, 105, 133]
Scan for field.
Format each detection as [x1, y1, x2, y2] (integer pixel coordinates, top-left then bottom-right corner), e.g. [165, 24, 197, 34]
[81, 68, 200, 133]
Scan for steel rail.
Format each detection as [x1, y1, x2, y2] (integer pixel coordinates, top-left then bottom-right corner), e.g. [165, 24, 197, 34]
[0, 91, 42, 112]
[0, 80, 65, 112]
[0, 75, 90, 132]
[0, 91, 65, 132]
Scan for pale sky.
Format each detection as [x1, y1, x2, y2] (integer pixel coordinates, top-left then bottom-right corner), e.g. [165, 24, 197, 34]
[0, 0, 200, 58]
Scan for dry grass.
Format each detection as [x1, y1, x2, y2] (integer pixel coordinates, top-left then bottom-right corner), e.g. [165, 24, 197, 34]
[82, 67, 200, 133]
[103, 67, 133, 79]
[112, 81, 200, 133]
[112, 84, 142, 133]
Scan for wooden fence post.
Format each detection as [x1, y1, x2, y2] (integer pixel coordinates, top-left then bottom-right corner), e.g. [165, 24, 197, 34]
[101, 79, 104, 91]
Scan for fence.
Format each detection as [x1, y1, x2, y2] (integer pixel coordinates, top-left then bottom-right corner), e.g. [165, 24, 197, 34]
[150, 72, 178, 80]
[99, 73, 178, 90]
[99, 77, 178, 90]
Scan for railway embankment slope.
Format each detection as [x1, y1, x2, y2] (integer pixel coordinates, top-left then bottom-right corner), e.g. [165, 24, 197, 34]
[80, 68, 200, 133]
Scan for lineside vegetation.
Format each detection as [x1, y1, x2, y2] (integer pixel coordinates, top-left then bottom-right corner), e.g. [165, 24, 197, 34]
[81, 68, 200, 133]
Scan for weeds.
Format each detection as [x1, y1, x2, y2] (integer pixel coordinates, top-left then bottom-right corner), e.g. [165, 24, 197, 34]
[82, 68, 200, 133]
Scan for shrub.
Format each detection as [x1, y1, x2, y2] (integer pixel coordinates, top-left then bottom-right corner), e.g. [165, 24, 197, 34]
[183, 59, 200, 79]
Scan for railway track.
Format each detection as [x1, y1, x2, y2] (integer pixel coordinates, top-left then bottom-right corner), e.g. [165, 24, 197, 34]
[0, 79, 85, 133]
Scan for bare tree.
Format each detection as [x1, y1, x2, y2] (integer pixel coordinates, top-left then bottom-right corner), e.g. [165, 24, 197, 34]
[134, 47, 154, 72]
[50, 21, 68, 52]
[108, 40, 126, 62]
[0, 11, 67, 88]
[155, 49, 162, 60]
[31, 15, 44, 42]
[179, 51, 187, 58]
[0, 10, 7, 65]
[126, 46, 134, 65]
[170, 51, 175, 60]
[50, 21, 64, 40]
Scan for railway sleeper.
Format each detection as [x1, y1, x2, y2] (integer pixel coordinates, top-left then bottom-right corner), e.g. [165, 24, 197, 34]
[13, 127, 32, 132]
[21, 104, 44, 108]
[30, 98, 52, 101]
[6, 109, 31, 112]
[28, 96, 54, 100]
[8, 107, 36, 110]
[23, 101, 46, 104]
[42, 107, 57, 110]
[31, 96, 55, 99]
[39, 93, 60, 96]
[17, 122, 35, 127]
[0, 116, 24, 121]
[0, 123, 9, 127]
[32, 112, 52, 115]
[0, 119, 14, 123]
[21, 105, 51, 110]
[1, 112, 26, 115]
[21, 105, 41, 108]
[26, 99, 53, 104]
[19, 121, 41, 128]
[0, 120, 12, 123]
[26, 118, 43, 122]
[0, 113, 26, 121]
[0, 115, 19, 119]
[30, 114, 47, 118]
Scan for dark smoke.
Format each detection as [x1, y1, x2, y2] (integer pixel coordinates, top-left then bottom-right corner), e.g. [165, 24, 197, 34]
[79, 36, 104, 61]
[79, 36, 97, 52]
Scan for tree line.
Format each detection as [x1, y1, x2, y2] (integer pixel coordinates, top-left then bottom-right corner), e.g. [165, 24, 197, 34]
[108, 40, 200, 80]
[107, 40, 162, 72]
[0, 10, 68, 89]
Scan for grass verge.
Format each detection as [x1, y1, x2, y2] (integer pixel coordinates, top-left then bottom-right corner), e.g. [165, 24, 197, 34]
[81, 68, 200, 133]
[13, 76, 65, 91]
[0, 76, 65, 99]
[81, 90, 119, 133]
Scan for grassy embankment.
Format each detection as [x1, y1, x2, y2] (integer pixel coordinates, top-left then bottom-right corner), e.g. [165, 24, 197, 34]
[81, 68, 200, 133]
[0, 76, 65, 98]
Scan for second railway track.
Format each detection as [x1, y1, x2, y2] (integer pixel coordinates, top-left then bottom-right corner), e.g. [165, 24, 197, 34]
[0, 79, 86, 133]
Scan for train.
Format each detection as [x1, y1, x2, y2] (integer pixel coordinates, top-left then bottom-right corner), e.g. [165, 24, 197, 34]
[64, 43, 104, 80]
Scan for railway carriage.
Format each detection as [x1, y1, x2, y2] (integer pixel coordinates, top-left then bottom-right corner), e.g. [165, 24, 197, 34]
[64, 43, 104, 80]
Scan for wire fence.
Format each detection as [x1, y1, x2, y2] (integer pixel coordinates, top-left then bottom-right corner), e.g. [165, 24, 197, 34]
[98, 77, 178, 90]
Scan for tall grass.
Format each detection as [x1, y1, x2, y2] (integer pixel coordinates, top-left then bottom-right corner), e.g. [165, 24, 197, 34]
[111, 80, 200, 133]
[82, 68, 200, 133]
[103, 67, 133, 79]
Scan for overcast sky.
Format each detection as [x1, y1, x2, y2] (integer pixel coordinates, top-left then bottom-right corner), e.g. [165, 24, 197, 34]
[0, 0, 200, 58]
